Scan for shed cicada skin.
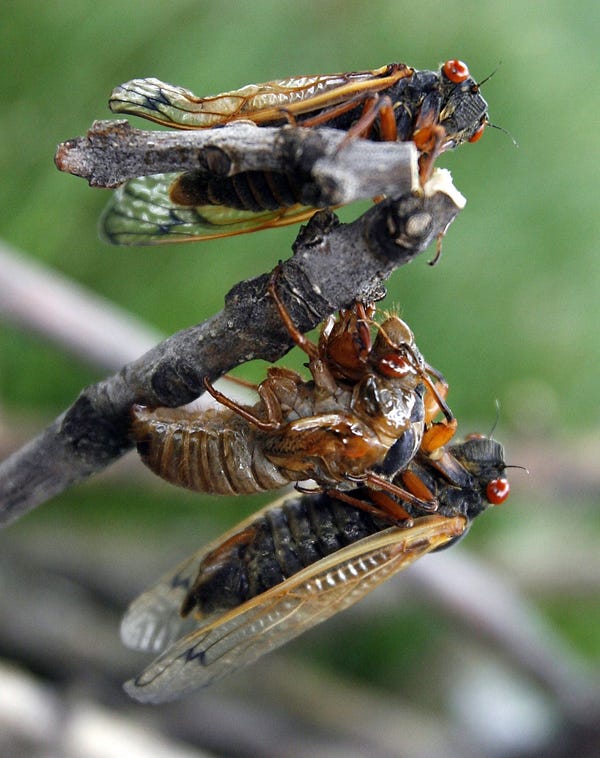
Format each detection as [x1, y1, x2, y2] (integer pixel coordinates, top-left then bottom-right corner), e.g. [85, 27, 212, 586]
[102, 59, 488, 244]
[120, 435, 509, 702]
[132, 280, 456, 511]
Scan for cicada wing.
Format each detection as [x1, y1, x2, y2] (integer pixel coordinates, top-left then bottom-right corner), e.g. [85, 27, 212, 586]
[120, 551, 203, 655]
[108, 67, 404, 129]
[100, 174, 316, 245]
[121, 494, 293, 654]
[124, 515, 466, 703]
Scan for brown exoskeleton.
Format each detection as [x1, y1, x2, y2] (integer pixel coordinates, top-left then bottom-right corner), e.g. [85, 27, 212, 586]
[132, 276, 457, 513]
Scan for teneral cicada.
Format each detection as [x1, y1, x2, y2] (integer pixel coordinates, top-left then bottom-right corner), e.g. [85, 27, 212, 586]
[121, 435, 510, 702]
[101, 59, 488, 245]
[131, 278, 456, 512]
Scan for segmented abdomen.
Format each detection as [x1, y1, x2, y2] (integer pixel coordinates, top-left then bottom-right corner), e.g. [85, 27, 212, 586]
[170, 169, 306, 212]
[131, 405, 289, 495]
[183, 491, 392, 616]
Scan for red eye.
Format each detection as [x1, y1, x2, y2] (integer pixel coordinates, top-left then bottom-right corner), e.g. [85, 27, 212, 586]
[486, 478, 510, 504]
[443, 59, 470, 83]
[468, 122, 486, 143]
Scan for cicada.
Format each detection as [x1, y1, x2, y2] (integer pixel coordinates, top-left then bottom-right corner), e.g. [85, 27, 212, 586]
[132, 278, 456, 511]
[121, 435, 510, 702]
[101, 59, 488, 245]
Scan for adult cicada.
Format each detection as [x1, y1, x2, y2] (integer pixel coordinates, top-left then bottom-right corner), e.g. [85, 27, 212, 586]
[121, 435, 510, 702]
[131, 276, 456, 512]
[102, 59, 488, 245]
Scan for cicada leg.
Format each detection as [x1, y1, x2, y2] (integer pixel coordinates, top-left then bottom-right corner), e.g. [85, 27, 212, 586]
[343, 94, 398, 142]
[268, 270, 343, 395]
[295, 91, 377, 130]
[413, 106, 446, 183]
[421, 417, 458, 455]
[363, 471, 438, 512]
[329, 488, 414, 526]
[420, 376, 458, 455]
[267, 270, 319, 360]
[221, 374, 260, 391]
[203, 376, 284, 432]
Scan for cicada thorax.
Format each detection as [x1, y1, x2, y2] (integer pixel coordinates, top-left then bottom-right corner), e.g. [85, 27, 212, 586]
[260, 378, 426, 486]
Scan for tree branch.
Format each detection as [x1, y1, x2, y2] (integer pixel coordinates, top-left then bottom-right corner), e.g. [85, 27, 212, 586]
[55, 119, 419, 205]
[2, 130, 464, 526]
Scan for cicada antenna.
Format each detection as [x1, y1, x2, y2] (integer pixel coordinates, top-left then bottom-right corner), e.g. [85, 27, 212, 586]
[488, 399, 501, 439]
[504, 464, 530, 475]
[476, 63, 501, 88]
[475, 63, 519, 148]
[487, 120, 519, 148]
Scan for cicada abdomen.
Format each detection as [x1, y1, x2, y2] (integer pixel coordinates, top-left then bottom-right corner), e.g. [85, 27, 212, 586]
[132, 404, 289, 495]
[180, 490, 393, 618]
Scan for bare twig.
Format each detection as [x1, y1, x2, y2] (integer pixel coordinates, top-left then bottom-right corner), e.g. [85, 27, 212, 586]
[55, 120, 419, 206]
[0, 178, 462, 526]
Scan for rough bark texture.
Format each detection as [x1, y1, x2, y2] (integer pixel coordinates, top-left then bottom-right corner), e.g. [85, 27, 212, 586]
[2, 123, 463, 526]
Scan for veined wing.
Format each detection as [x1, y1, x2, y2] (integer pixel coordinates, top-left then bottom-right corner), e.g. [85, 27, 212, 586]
[124, 514, 466, 703]
[100, 174, 316, 245]
[121, 493, 295, 654]
[108, 65, 410, 129]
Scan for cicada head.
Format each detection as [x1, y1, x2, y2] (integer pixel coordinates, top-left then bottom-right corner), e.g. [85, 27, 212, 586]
[438, 60, 489, 148]
[449, 436, 510, 518]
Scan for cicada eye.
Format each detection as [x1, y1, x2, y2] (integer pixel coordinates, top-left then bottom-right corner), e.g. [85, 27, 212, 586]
[443, 59, 470, 83]
[468, 122, 486, 143]
[486, 478, 510, 504]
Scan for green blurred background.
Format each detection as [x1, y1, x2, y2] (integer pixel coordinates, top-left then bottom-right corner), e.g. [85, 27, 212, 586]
[0, 1, 598, 753]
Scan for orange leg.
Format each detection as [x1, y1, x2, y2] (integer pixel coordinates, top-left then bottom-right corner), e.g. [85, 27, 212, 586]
[328, 488, 414, 526]
[364, 471, 438, 512]
[268, 270, 319, 360]
[339, 94, 398, 147]
[420, 378, 457, 454]
[296, 92, 379, 130]
[203, 376, 283, 431]
[421, 418, 458, 454]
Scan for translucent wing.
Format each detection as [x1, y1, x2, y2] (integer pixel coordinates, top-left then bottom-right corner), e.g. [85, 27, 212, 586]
[108, 66, 408, 129]
[121, 494, 294, 654]
[102, 66, 413, 244]
[100, 174, 317, 245]
[123, 514, 466, 703]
